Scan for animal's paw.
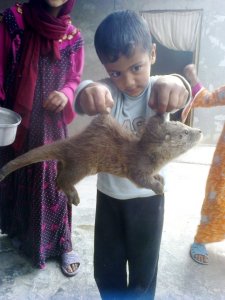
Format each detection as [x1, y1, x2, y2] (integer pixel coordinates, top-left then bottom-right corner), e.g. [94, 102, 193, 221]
[152, 183, 164, 194]
[67, 193, 80, 206]
[71, 196, 80, 206]
[151, 175, 165, 194]
[153, 174, 165, 185]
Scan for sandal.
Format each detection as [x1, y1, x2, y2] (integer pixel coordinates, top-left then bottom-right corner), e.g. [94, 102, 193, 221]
[61, 250, 80, 277]
[190, 243, 209, 265]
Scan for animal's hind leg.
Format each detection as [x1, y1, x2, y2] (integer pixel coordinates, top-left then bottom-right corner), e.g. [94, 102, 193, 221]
[56, 162, 80, 206]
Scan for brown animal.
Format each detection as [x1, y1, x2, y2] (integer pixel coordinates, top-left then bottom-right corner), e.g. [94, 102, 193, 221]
[0, 114, 202, 205]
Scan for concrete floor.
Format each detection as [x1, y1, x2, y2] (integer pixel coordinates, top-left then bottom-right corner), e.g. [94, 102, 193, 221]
[0, 145, 225, 300]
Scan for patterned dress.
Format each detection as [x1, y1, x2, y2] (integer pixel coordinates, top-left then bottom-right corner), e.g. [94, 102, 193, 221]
[0, 4, 84, 268]
[192, 86, 225, 243]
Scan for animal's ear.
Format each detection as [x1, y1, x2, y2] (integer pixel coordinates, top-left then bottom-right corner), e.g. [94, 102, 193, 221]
[145, 114, 164, 134]
[149, 114, 165, 125]
[142, 113, 166, 141]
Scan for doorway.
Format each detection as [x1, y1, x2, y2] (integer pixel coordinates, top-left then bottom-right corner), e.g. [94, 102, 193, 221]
[141, 10, 203, 124]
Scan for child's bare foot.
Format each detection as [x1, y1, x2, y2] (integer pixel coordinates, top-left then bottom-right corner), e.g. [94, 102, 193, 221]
[183, 64, 199, 87]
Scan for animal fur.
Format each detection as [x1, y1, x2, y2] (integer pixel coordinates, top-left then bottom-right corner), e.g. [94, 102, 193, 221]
[0, 114, 202, 205]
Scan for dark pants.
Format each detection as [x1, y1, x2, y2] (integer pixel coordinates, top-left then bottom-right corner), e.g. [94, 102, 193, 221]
[94, 190, 164, 300]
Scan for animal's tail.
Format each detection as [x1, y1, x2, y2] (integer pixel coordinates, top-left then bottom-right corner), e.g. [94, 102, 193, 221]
[0, 143, 60, 181]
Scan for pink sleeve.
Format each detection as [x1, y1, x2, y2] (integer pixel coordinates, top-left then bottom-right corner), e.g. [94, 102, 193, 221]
[60, 32, 85, 124]
[0, 20, 11, 101]
[0, 5, 23, 102]
[192, 82, 203, 97]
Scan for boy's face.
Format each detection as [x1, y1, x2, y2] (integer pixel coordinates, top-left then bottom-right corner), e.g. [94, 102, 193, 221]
[104, 45, 156, 97]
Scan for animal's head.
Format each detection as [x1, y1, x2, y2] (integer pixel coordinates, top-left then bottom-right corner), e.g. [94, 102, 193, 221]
[140, 114, 202, 160]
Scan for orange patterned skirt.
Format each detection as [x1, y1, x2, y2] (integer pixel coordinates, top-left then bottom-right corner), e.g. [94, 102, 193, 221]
[194, 126, 225, 244]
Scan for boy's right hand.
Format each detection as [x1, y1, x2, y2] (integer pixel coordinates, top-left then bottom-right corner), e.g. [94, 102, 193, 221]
[77, 83, 114, 116]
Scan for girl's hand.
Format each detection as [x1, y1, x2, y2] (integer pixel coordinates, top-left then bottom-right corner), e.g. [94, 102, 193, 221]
[149, 75, 189, 114]
[43, 91, 68, 113]
[183, 64, 199, 87]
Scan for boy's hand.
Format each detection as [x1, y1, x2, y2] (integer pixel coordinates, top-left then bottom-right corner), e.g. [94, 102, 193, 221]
[43, 91, 68, 113]
[149, 75, 189, 114]
[77, 83, 114, 116]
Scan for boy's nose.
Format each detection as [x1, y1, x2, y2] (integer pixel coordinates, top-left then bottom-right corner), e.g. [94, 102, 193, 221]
[123, 73, 135, 89]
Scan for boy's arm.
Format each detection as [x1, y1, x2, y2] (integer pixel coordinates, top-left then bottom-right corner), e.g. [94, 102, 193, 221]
[75, 74, 191, 116]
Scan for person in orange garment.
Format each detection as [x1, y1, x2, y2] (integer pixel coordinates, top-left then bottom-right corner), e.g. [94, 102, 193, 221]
[183, 64, 225, 265]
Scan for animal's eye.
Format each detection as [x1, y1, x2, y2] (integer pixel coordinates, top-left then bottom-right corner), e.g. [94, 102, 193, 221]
[184, 130, 189, 134]
[165, 134, 170, 141]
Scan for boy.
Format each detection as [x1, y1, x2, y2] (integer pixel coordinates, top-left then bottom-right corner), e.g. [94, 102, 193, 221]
[76, 10, 191, 299]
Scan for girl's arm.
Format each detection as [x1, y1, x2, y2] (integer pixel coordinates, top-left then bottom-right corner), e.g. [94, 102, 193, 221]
[59, 31, 85, 124]
[192, 86, 225, 108]
[0, 17, 11, 102]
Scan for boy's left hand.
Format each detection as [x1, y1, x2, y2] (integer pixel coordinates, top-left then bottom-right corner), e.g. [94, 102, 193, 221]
[149, 75, 189, 114]
[43, 91, 68, 113]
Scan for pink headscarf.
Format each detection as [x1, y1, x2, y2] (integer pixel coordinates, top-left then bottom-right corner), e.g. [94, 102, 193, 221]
[13, 0, 76, 151]
[29, 0, 76, 16]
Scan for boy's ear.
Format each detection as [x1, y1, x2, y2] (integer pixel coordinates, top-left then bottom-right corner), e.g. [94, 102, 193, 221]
[150, 43, 156, 64]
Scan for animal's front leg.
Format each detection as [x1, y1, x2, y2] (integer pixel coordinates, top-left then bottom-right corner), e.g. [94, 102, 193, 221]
[57, 182, 80, 206]
[56, 162, 80, 206]
[130, 170, 164, 194]
[65, 187, 80, 206]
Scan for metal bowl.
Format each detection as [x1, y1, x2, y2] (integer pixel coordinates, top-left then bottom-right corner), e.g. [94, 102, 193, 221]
[0, 107, 22, 146]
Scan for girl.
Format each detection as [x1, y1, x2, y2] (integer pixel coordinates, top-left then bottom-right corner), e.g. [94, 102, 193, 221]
[184, 64, 225, 265]
[0, 0, 84, 276]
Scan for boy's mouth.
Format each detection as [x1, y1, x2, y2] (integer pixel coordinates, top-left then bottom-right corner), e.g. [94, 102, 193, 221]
[125, 88, 142, 97]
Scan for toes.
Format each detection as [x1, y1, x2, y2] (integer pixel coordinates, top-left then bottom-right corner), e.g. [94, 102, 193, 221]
[66, 265, 73, 273]
[194, 254, 208, 264]
[67, 263, 80, 273]
[71, 263, 80, 272]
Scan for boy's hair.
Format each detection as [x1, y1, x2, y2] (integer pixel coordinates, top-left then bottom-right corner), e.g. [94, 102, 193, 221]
[94, 10, 152, 64]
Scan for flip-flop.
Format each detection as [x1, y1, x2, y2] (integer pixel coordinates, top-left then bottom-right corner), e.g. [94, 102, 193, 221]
[61, 250, 80, 277]
[190, 243, 208, 265]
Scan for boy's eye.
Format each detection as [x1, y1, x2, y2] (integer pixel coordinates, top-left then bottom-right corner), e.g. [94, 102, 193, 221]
[131, 65, 142, 72]
[109, 71, 121, 78]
